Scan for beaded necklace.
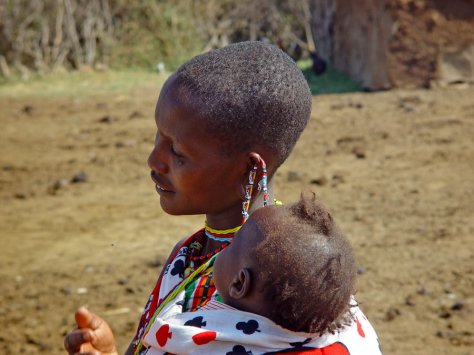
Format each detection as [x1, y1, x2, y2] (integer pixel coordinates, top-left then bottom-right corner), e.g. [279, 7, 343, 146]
[186, 222, 241, 262]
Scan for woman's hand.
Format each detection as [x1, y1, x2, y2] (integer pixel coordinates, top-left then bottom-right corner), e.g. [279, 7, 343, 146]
[64, 307, 118, 355]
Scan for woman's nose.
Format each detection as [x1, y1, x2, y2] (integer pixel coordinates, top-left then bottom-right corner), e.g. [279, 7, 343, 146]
[147, 145, 168, 173]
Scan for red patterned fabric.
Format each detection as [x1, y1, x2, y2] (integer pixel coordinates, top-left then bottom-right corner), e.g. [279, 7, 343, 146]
[132, 229, 208, 353]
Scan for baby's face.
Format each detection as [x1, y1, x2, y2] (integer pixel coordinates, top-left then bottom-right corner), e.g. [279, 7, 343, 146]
[213, 206, 281, 304]
[213, 214, 260, 305]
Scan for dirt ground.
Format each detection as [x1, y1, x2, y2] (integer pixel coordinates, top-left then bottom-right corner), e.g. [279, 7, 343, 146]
[388, 0, 474, 88]
[0, 82, 473, 355]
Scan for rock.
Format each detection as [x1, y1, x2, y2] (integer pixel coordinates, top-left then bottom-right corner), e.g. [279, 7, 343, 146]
[77, 287, 88, 295]
[22, 105, 33, 115]
[439, 310, 451, 319]
[398, 96, 422, 113]
[384, 307, 401, 321]
[14, 192, 28, 199]
[399, 95, 422, 106]
[287, 170, 303, 182]
[98, 115, 118, 124]
[350, 102, 364, 109]
[96, 102, 108, 110]
[402, 105, 416, 113]
[129, 110, 145, 119]
[25, 333, 50, 351]
[116, 140, 137, 148]
[147, 257, 163, 268]
[450, 300, 465, 311]
[71, 171, 87, 183]
[417, 287, 429, 295]
[352, 146, 366, 159]
[117, 278, 129, 285]
[310, 176, 328, 186]
[330, 103, 346, 110]
[330, 100, 363, 110]
[47, 179, 69, 194]
[436, 330, 455, 339]
[59, 287, 72, 295]
[437, 43, 474, 85]
[443, 284, 453, 294]
[405, 294, 416, 306]
[332, 173, 346, 184]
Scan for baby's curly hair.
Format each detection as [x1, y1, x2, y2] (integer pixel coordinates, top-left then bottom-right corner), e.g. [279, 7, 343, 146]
[250, 192, 356, 334]
[173, 41, 312, 170]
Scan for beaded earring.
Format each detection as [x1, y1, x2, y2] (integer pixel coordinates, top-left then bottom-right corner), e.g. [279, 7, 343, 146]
[258, 159, 268, 207]
[241, 156, 268, 223]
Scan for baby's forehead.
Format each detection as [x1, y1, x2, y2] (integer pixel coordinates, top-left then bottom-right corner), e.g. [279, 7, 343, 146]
[235, 206, 289, 261]
[239, 206, 288, 243]
[251, 205, 286, 223]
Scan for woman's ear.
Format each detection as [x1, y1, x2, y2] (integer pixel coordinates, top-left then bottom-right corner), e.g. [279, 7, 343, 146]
[229, 268, 252, 300]
[239, 152, 264, 189]
[236, 152, 260, 200]
[247, 152, 262, 170]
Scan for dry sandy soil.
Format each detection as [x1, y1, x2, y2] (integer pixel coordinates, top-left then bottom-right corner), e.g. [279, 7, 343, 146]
[0, 82, 473, 355]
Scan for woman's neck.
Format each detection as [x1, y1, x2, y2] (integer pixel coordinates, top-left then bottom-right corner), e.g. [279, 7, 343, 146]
[205, 180, 274, 230]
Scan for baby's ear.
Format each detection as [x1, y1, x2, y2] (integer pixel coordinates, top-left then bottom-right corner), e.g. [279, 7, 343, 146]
[229, 268, 252, 300]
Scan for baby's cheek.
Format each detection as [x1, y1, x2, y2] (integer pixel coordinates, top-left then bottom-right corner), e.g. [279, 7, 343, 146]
[212, 257, 224, 293]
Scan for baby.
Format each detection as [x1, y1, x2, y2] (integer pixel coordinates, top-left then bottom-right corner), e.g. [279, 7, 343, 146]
[142, 193, 382, 354]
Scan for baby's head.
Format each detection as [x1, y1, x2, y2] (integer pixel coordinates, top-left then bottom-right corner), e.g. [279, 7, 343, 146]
[156, 41, 312, 173]
[213, 193, 356, 335]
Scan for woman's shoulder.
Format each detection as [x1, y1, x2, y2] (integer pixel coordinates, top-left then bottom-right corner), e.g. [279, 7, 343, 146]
[164, 229, 205, 264]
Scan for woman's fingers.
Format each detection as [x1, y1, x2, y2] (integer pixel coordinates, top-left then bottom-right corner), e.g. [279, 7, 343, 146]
[64, 328, 92, 354]
[66, 307, 117, 355]
[75, 307, 102, 330]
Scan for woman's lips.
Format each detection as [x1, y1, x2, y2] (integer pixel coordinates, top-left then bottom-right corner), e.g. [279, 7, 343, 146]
[150, 171, 174, 193]
[155, 184, 170, 193]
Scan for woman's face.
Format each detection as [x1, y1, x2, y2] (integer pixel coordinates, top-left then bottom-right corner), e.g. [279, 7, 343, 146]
[147, 75, 247, 220]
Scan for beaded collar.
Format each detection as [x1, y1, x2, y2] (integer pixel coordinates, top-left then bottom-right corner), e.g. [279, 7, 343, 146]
[186, 222, 241, 262]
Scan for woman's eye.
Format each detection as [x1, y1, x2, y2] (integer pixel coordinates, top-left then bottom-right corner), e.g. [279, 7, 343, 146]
[170, 145, 181, 156]
[171, 145, 185, 166]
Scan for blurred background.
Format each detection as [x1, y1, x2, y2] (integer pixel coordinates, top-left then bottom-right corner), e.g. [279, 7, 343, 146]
[1, 0, 473, 90]
[0, 1, 473, 354]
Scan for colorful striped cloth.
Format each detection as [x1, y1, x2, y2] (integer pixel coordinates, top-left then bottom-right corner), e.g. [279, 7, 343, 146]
[132, 230, 222, 354]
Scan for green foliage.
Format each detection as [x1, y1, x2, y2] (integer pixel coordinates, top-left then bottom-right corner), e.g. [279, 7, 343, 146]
[298, 59, 362, 95]
[110, 0, 202, 70]
[0, 0, 318, 76]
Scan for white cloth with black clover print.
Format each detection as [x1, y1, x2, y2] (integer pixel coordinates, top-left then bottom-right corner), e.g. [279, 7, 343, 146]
[142, 292, 382, 355]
